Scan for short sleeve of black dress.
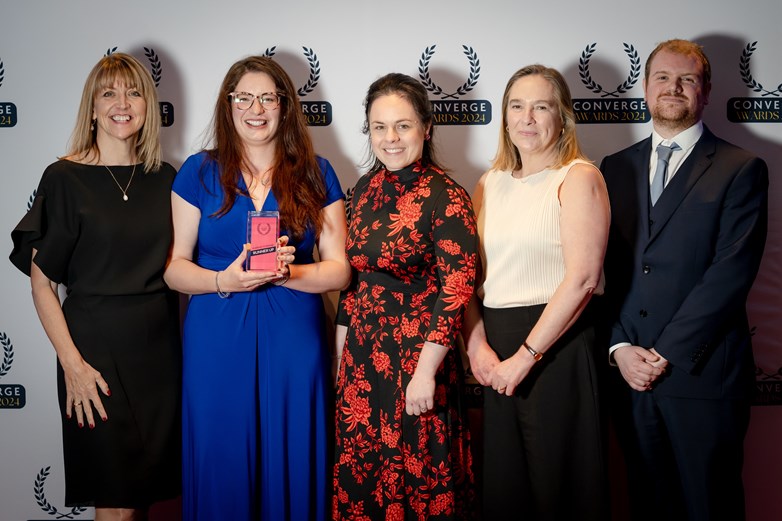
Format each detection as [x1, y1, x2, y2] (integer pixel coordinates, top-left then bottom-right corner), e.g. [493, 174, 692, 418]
[10, 161, 80, 282]
[10, 160, 176, 297]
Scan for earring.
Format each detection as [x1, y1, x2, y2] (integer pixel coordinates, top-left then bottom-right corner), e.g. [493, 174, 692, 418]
[425, 133, 430, 140]
[91, 119, 96, 132]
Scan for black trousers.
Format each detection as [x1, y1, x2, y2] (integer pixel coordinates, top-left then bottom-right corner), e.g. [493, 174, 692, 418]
[613, 388, 750, 521]
[482, 304, 608, 521]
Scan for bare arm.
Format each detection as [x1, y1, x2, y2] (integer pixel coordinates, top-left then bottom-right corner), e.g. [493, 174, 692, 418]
[164, 193, 284, 295]
[490, 163, 610, 395]
[463, 295, 500, 386]
[30, 250, 110, 427]
[283, 199, 351, 294]
[333, 323, 348, 384]
[461, 172, 500, 385]
[405, 341, 449, 416]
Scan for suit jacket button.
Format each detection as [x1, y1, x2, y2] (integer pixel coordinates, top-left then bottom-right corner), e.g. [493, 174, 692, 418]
[639, 309, 648, 317]
[643, 265, 651, 274]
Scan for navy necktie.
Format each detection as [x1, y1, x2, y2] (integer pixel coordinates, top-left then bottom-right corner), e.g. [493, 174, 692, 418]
[651, 142, 680, 205]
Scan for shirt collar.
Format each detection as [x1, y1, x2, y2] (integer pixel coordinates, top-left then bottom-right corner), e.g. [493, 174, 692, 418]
[651, 121, 703, 152]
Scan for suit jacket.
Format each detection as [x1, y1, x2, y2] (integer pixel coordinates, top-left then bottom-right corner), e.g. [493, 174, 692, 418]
[600, 126, 768, 400]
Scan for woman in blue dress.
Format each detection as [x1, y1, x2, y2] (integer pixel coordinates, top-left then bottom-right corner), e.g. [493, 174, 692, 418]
[164, 56, 350, 521]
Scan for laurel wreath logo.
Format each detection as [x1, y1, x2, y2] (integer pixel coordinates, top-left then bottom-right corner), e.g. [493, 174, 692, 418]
[0, 332, 12, 379]
[418, 45, 481, 100]
[28, 189, 37, 211]
[144, 47, 162, 87]
[740, 42, 781, 97]
[263, 46, 320, 97]
[751, 325, 780, 381]
[579, 42, 641, 98]
[101, 47, 162, 86]
[344, 186, 354, 225]
[756, 366, 782, 381]
[298, 47, 320, 97]
[0, 59, 5, 88]
[34, 466, 87, 519]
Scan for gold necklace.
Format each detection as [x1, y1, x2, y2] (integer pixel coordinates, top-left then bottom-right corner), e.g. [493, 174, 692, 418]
[260, 173, 271, 186]
[103, 163, 137, 201]
[253, 180, 271, 207]
[244, 171, 272, 203]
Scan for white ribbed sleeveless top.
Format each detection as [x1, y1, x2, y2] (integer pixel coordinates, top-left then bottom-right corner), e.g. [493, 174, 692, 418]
[477, 159, 588, 308]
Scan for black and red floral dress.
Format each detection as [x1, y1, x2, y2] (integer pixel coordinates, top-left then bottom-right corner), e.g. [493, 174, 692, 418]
[333, 162, 477, 520]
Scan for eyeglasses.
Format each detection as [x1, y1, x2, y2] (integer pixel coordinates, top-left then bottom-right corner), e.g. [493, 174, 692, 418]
[228, 91, 283, 111]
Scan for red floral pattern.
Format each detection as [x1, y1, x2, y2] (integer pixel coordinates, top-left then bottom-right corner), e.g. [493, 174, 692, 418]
[334, 163, 477, 520]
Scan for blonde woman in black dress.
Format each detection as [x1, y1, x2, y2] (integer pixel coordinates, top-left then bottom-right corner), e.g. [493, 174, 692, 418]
[10, 53, 180, 521]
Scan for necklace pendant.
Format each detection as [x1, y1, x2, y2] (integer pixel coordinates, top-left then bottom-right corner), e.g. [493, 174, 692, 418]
[103, 163, 136, 203]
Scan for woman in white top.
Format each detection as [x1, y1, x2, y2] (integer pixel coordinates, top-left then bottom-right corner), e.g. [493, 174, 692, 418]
[463, 64, 610, 520]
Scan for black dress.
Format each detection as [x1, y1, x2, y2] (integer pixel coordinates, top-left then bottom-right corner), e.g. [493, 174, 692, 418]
[10, 160, 181, 508]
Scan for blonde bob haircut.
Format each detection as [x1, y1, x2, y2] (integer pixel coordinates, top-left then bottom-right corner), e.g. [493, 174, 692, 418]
[66, 52, 162, 172]
[492, 64, 587, 172]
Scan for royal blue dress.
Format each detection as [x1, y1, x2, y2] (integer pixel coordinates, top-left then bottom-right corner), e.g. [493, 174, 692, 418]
[173, 152, 343, 521]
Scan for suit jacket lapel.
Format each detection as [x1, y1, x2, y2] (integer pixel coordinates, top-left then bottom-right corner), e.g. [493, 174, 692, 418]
[632, 138, 653, 242]
[647, 128, 716, 245]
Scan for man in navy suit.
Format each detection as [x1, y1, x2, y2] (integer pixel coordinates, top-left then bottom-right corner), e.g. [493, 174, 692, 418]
[601, 39, 768, 521]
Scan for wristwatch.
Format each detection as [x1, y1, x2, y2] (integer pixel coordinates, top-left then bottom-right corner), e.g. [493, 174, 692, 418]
[523, 341, 543, 362]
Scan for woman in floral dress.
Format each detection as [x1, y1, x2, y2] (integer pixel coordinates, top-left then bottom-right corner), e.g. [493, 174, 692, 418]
[333, 73, 477, 520]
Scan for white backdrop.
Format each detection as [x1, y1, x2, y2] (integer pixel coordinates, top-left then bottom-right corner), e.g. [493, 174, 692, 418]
[1, 1, 780, 519]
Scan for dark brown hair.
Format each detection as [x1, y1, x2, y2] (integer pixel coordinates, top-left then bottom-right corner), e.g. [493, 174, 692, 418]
[362, 73, 443, 173]
[206, 55, 325, 239]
